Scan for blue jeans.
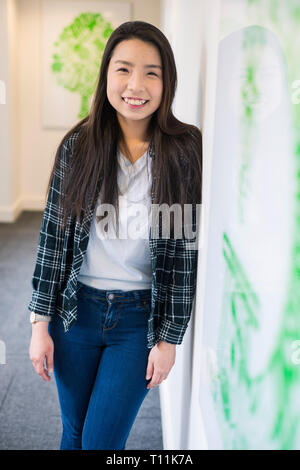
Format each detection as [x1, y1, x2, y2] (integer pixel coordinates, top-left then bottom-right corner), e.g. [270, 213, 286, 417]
[48, 280, 152, 450]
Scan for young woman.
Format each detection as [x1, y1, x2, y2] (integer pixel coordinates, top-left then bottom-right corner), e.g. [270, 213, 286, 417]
[28, 21, 202, 450]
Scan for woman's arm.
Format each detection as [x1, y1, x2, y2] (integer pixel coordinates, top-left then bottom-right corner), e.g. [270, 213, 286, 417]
[145, 204, 199, 388]
[27, 138, 72, 317]
[29, 321, 54, 382]
[155, 204, 199, 345]
[146, 341, 176, 389]
[28, 136, 73, 381]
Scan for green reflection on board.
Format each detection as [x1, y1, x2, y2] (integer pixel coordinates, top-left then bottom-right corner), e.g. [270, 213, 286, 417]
[210, 0, 300, 449]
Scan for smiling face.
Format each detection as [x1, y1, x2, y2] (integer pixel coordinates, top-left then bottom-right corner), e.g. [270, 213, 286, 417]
[106, 38, 163, 128]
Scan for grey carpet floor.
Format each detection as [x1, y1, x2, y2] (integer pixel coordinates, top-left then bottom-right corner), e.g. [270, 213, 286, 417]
[0, 211, 163, 450]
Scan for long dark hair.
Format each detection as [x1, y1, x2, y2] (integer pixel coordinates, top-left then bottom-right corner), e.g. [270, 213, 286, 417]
[47, 20, 202, 236]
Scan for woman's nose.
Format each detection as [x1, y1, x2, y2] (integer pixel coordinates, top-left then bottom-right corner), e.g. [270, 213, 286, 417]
[127, 72, 145, 91]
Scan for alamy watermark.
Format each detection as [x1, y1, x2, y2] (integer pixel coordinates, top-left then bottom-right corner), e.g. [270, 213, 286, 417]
[95, 202, 203, 250]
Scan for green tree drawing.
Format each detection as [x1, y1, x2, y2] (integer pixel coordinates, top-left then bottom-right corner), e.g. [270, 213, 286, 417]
[51, 12, 113, 119]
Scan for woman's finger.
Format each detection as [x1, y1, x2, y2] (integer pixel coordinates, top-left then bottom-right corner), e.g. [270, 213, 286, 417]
[45, 352, 54, 375]
[147, 374, 162, 389]
[33, 357, 50, 382]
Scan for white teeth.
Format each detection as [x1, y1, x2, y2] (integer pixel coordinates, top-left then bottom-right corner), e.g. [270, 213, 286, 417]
[123, 97, 147, 105]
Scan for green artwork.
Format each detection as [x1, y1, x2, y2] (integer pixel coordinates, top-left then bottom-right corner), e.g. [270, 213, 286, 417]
[238, 27, 266, 224]
[51, 12, 113, 119]
[211, 233, 261, 449]
[206, 0, 300, 449]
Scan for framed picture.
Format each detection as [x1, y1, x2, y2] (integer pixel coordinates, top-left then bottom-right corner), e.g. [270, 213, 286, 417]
[41, 0, 131, 129]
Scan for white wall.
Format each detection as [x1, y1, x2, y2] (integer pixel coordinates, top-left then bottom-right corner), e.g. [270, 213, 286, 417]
[159, 0, 221, 450]
[0, 0, 20, 221]
[186, 0, 221, 451]
[0, 0, 10, 212]
[0, 0, 162, 221]
[159, 0, 202, 450]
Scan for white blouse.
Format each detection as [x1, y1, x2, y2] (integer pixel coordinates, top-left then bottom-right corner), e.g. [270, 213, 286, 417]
[77, 146, 153, 291]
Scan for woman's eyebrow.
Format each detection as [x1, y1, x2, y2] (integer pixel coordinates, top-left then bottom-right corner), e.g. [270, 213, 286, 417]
[114, 59, 162, 70]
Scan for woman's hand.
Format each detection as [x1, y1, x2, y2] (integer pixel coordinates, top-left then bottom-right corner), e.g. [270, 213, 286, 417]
[29, 322, 54, 382]
[146, 340, 176, 389]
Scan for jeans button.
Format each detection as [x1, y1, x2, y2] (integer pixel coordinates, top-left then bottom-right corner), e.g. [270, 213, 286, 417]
[108, 293, 114, 300]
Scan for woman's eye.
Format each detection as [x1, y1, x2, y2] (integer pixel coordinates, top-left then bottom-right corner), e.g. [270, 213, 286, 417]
[117, 68, 158, 77]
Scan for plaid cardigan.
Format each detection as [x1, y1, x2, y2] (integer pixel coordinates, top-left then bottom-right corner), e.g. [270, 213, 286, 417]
[27, 132, 199, 349]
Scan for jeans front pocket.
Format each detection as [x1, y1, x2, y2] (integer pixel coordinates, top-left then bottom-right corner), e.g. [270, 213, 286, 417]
[137, 299, 151, 315]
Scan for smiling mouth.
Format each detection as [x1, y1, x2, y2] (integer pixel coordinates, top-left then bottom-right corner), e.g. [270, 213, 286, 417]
[122, 97, 149, 106]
